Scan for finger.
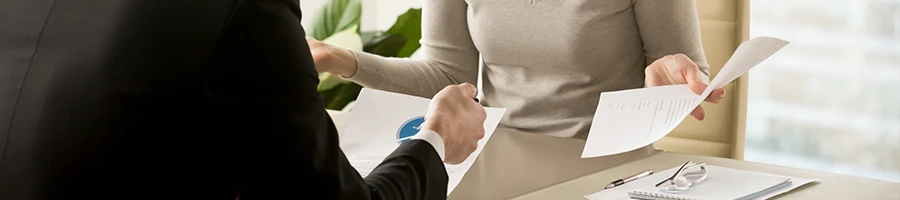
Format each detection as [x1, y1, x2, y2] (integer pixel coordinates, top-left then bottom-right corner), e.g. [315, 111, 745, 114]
[704, 88, 726, 103]
[458, 83, 478, 98]
[690, 106, 706, 121]
[477, 106, 487, 121]
[670, 54, 708, 96]
[688, 80, 708, 96]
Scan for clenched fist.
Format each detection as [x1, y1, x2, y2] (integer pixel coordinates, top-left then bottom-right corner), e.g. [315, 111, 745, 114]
[421, 83, 486, 165]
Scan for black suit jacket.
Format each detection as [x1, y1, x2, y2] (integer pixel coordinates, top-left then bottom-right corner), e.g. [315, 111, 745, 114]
[0, 0, 448, 199]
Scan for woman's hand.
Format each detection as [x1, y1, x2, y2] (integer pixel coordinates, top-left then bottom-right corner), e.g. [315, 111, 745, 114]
[645, 54, 726, 121]
[306, 37, 359, 77]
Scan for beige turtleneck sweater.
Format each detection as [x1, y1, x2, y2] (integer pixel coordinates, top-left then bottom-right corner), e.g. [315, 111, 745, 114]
[347, 0, 709, 139]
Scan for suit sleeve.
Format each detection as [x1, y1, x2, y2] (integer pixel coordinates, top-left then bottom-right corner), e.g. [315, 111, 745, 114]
[204, 0, 448, 199]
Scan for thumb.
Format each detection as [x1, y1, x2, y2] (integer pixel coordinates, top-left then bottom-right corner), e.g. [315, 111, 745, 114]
[686, 70, 708, 96]
[673, 54, 708, 95]
[458, 83, 478, 98]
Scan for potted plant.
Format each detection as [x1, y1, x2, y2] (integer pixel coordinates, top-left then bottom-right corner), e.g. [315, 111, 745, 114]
[308, 0, 423, 110]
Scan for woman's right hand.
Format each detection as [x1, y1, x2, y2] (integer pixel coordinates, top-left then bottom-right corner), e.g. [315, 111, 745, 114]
[306, 37, 359, 77]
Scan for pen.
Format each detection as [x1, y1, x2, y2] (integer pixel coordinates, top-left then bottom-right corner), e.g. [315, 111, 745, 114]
[605, 169, 653, 189]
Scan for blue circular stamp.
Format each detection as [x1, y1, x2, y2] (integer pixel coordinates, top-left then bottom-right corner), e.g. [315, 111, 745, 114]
[397, 116, 425, 144]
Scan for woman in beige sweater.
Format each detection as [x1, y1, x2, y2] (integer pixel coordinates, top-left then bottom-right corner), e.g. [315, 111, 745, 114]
[309, 0, 726, 199]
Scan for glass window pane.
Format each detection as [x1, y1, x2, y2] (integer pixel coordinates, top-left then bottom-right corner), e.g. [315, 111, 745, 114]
[746, 0, 900, 182]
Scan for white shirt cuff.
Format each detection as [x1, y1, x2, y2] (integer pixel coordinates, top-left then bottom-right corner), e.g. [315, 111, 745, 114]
[410, 129, 445, 161]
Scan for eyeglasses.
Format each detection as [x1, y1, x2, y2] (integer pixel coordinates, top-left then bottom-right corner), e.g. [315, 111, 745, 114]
[655, 161, 708, 193]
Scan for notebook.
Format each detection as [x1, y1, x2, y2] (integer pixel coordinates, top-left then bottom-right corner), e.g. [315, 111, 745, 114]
[584, 165, 817, 200]
[627, 178, 793, 200]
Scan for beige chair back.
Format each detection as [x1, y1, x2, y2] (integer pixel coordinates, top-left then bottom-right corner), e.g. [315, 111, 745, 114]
[655, 0, 751, 159]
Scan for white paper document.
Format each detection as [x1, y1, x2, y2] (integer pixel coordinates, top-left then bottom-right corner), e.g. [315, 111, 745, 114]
[584, 165, 817, 200]
[339, 88, 507, 195]
[582, 37, 789, 158]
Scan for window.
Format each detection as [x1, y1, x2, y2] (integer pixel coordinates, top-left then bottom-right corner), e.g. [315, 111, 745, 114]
[746, 0, 900, 182]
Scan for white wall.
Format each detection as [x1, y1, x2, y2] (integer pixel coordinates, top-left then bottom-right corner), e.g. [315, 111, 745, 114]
[364, 0, 424, 31]
[298, 0, 327, 30]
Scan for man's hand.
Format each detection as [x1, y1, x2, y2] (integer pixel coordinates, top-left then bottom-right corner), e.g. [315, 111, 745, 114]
[422, 83, 486, 165]
[645, 54, 726, 121]
[306, 37, 358, 77]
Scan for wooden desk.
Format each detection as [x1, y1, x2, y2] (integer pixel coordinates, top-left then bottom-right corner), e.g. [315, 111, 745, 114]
[512, 152, 900, 200]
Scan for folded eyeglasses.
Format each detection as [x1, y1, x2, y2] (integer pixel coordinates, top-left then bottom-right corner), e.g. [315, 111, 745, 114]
[655, 161, 708, 193]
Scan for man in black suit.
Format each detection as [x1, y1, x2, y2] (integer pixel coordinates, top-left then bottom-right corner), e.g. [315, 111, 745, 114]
[0, 0, 486, 199]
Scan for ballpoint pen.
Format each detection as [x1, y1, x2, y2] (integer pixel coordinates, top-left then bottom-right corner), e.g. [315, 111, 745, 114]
[605, 169, 653, 189]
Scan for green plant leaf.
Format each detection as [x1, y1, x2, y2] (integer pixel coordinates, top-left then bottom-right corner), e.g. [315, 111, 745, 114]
[318, 72, 348, 91]
[360, 31, 383, 46]
[322, 25, 363, 51]
[308, 0, 361, 40]
[384, 8, 423, 57]
[313, 5, 423, 111]
[321, 82, 363, 110]
[365, 34, 408, 57]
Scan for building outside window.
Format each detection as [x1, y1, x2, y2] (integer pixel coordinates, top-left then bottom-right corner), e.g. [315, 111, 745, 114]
[745, 0, 900, 183]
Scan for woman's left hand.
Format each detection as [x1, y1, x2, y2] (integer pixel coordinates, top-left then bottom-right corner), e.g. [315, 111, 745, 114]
[645, 54, 726, 121]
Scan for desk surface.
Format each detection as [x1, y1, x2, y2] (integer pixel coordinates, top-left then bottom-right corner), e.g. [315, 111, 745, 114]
[512, 152, 900, 200]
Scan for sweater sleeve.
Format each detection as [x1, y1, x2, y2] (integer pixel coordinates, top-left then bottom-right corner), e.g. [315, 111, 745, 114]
[633, 0, 711, 79]
[346, 0, 480, 99]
